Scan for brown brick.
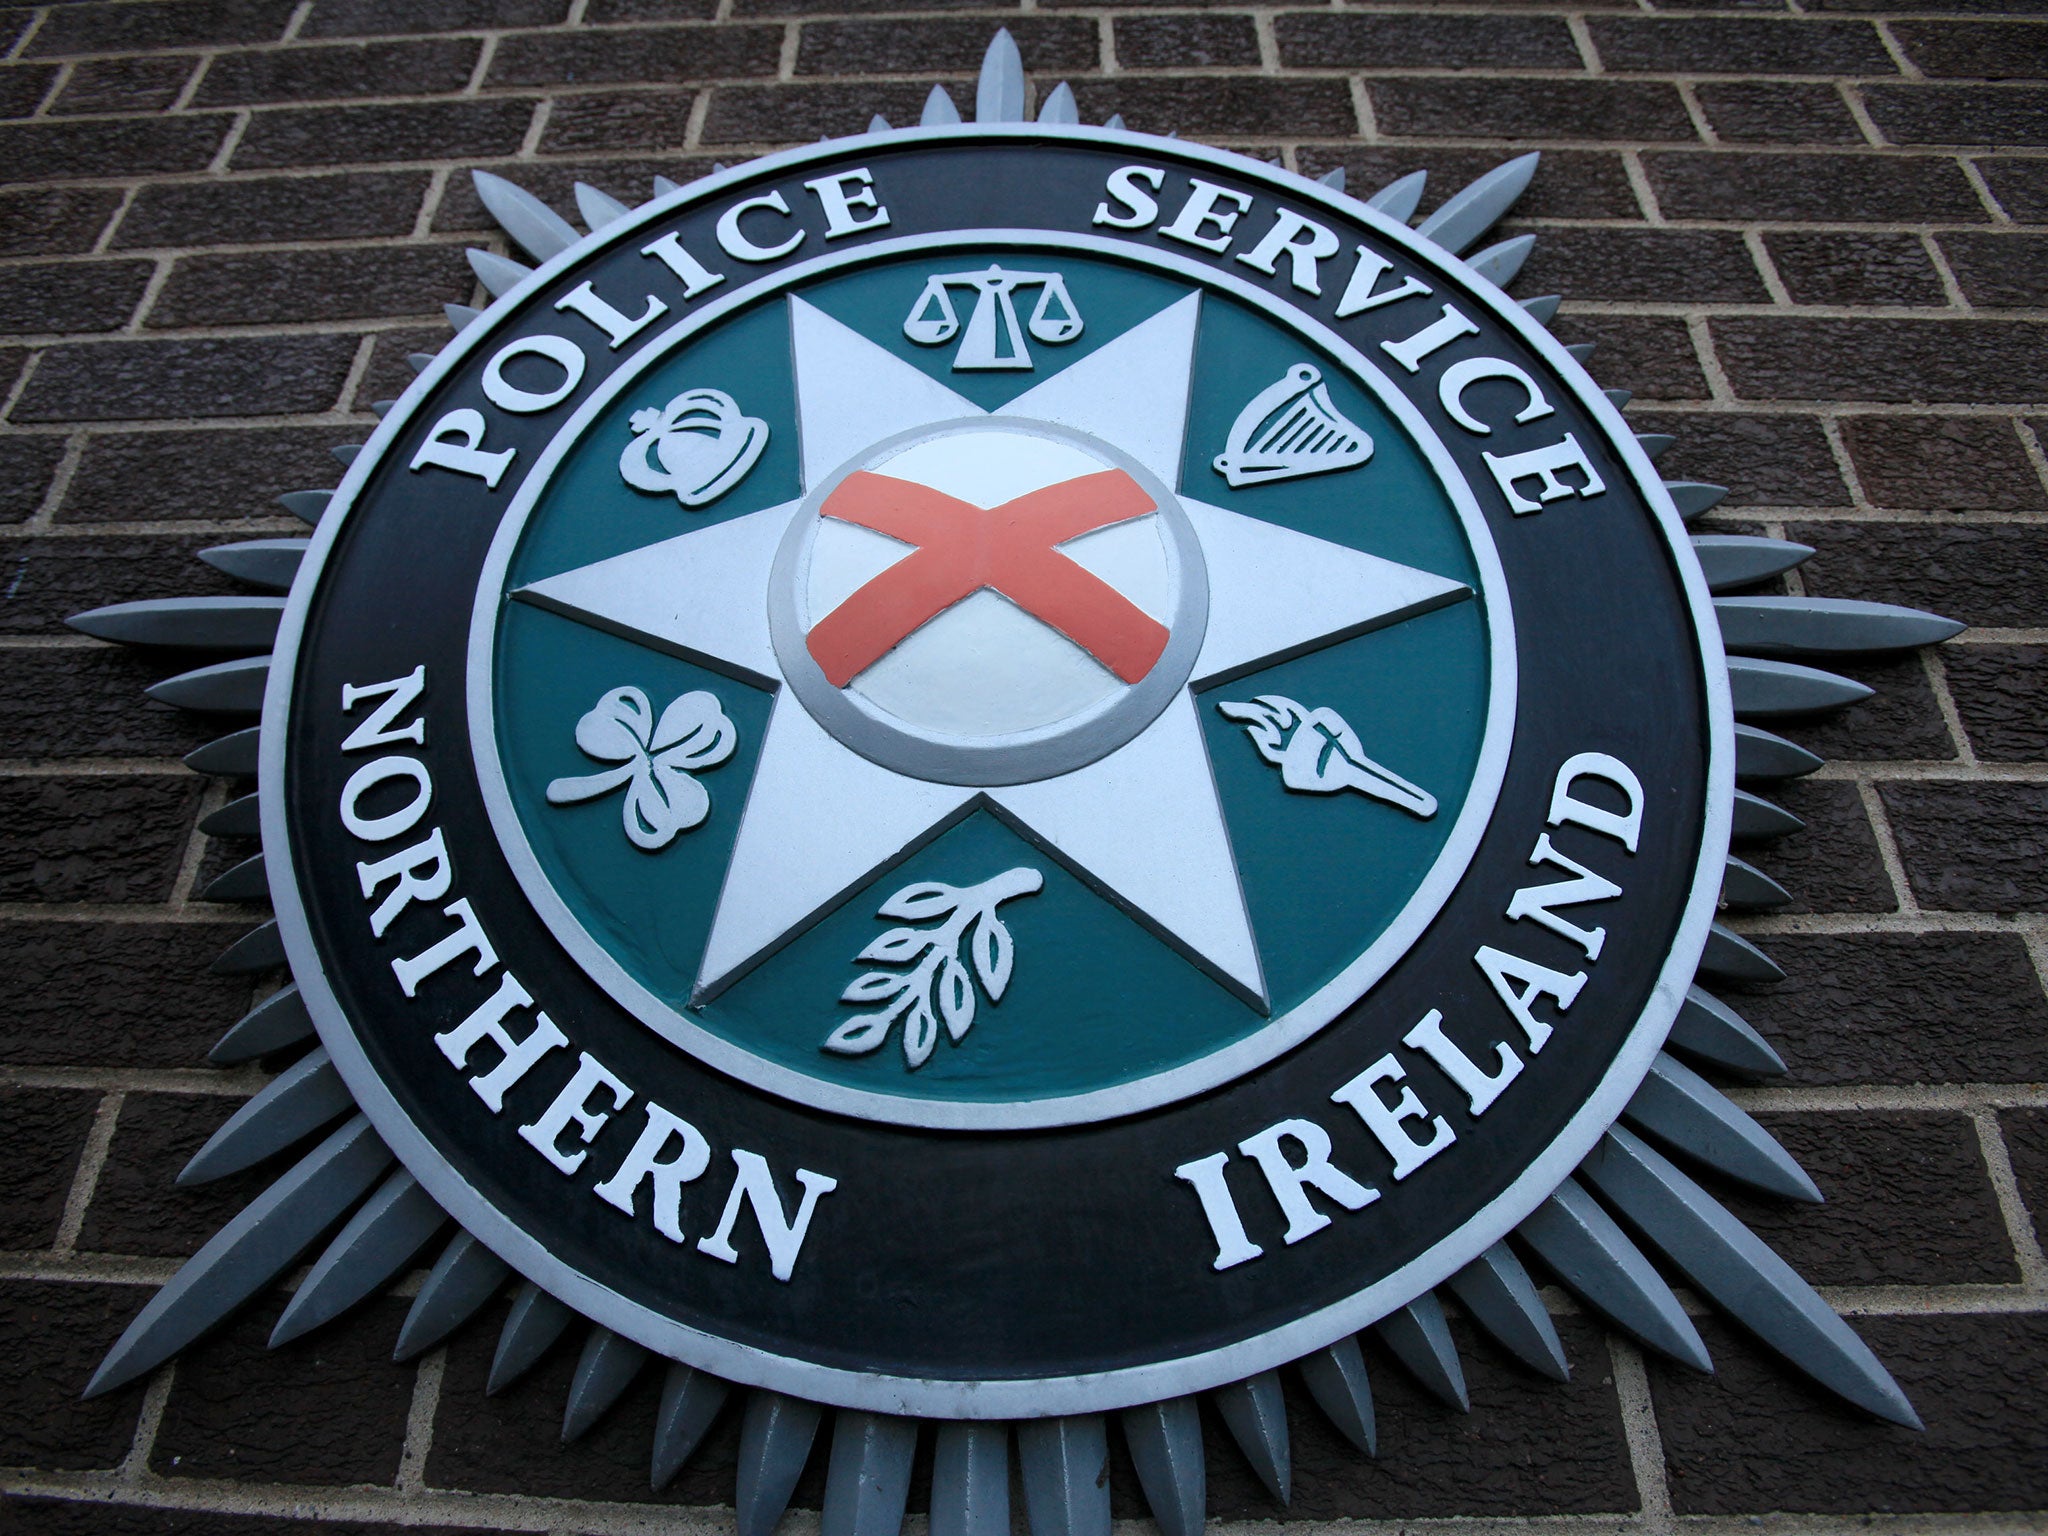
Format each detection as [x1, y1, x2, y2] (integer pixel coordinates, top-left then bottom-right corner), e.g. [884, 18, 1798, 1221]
[1628, 411, 1845, 506]
[1713, 317, 2048, 403]
[1711, 1111, 2016, 1286]
[152, 1294, 418, 1486]
[1369, 77, 1694, 142]
[0, 434, 66, 522]
[114, 171, 431, 249]
[1116, 15, 1261, 70]
[194, 38, 481, 106]
[0, 1503, 505, 1536]
[2003, 1108, 2048, 1241]
[1516, 227, 1767, 304]
[149, 245, 470, 328]
[303, 0, 570, 35]
[0, 187, 124, 257]
[77, 1090, 293, 1259]
[49, 54, 197, 115]
[1645, 151, 1984, 223]
[357, 324, 450, 402]
[0, 260, 156, 336]
[429, 155, 720, 232]
[1548, 313, 1709, 400]
[1944, 645, 2048, 762]
[0, 918, 258, 1068]
[0, 63, 59, 118]
[1792, 522, 2048, 626]
[0, 532, 243, 635]
[798, 16, 1095, 76]
[0, 646, 218, 758]
[1654, 1314, 2048, 1514]
[539, 89, 696, 152]
[590, 0, 720, 18]
[1075, 76, 1356, 137]
[1766, 231, 1948, 308]
[1739, 777, 1895, 913]
[1774, 651, 1956, 765]
[233, 98, 535, 169]
[1880, 780, 2048, 912]
[1590, 16, 1894, 74]
[1296, 148, 1641, 222]
[26, 0, 296, 57]
[1837, 416, 2043, 511]
[489, 25, 781, 87]
[1693, 81, 1866, 144]
[1864, 83, 2048, 147]
[1979, 156, 2048, 222]
[0, 115, 227, 182]
[0, 1282, 150, 1470]
[732, 0, 981, 13]
[14, 333, 360, 422]
[1274, 13, 1580, 71]
[1734, 932, 2048, 1086]
[0, 775, 200, 904]
[57, 424, 354, 522]
[1937, 232, 2048, 309]
[1892, 19, 2048, 80]
[0, 1086, 98, 1248]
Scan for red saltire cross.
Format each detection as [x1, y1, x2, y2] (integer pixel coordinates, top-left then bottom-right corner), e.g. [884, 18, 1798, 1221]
[805, 468, 1171, 688]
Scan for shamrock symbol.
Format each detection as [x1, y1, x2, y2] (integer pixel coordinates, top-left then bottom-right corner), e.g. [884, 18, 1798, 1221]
[546, 686, 737, 850]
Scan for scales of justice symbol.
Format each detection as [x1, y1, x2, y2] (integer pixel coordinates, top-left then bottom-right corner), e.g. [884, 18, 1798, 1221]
[520, 286, 1467, 1018]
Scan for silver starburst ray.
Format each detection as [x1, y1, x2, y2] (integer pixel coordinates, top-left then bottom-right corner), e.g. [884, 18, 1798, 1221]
[70, 29, 1961, 1534]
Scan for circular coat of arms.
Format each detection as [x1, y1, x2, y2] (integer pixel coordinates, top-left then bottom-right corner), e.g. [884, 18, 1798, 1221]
[263, 125, 1730, 1418]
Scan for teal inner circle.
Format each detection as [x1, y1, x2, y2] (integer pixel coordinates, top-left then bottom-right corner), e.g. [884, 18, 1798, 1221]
[492, 249, 1492, 1109]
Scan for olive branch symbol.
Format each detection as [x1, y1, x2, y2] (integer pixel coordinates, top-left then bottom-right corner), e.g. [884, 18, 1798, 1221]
[824, 868, 1043, 1070]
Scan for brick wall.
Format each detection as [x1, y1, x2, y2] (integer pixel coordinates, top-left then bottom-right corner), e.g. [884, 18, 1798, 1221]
[1, 0, 2045, 1529]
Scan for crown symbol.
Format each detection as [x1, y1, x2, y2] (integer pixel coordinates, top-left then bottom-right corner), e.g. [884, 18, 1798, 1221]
[1213, 363, 1374, 489]
[619, 387, 769, 509]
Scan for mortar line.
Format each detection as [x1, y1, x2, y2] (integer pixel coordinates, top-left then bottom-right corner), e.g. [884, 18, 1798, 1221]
[5, 7, 44, 61]
[117, 1367, 176, 1484]
[1921, 647, 1979, 769]
[2013, 418, 2048, 502]
[22, 429, 88, 531]
[281, 0, 314, 45]
[335, 332, 381, 416]
[1871, 19, 1920, 81]
[1817, 416, 1873, 512]
[1920, 231, 1971, 312]
[1839, 84, 1888, 149]
[90, 185, 140, 255]
[29, 59, 69, 117]
[1742, 228, 1791, 306]
[1620, 149, 1664, 224]
[51, 1089, 125, 1254]
[206, 110, 252, 176]
[1972, 1109, 2048, 1291]
[1957, 157, 2012, 226]
[123, 254, 177, 334]
[168, 54, 211, 115]
[1855, 777, 1918, 915]
[1608, 1336, 1672, 1532]
[464, 35, 498, 97]
[165, 775, 230, 910]
[396, 1349, 447, 1495]
[1566, 13, 1604, 77]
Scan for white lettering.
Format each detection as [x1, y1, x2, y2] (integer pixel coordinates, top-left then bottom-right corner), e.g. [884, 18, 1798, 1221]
[435, 970, 567, 1112]
[1237, 208, 1339, 295]
[1549, 752, 1646, 853]
[697, 1150, 837, 1281]
[1484, 432, 1606, 515]
[1331, 1055, 1454, 1180]
[593, 1103, 712, 1242]
[715, 190, 804, 262]
[340, 666, 426, 751]
[391, 896, 498, 996]
[356, 827, 450, 937]
[1093, 165, 1165, 229]
[1475, 944, 1586, 1053]
[803, 168, 889, 238]
[1174, 1151, 1265, 1270]
[1438, 357, 1553, 436]
[1334, 247, 1432, 319]
[338, 755, 431, 843]
[639, 231, 726, 298]
[1161, 179, 1254, 254]
[1237, 1117, 1378, 1244]
[409, 408, 513, 488]
[519, 1051, 631, 1175]
[1381, 305, 1480, 373]
[1403, 1008, 1521, 1117]
[555, 281, 668, 349]
[481, 333, 585, 414]
[1507, 833, 1623, 960]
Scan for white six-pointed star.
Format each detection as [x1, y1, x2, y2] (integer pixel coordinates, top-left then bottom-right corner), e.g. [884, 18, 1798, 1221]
[517, 288, 1471, 1012]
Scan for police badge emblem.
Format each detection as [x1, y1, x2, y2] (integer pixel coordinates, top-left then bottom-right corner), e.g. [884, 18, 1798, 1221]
[74, 31, 1971, 1527]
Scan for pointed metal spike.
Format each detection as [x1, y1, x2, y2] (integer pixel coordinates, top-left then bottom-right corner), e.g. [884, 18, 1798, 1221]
[149, 655, 270, 714]
[1296, 1336, 1374, 1455]
[574, 182, 633, 232]
[1213, 1368, 1289, 1502]
[488, 1281, 575, 1394]
[68, 596, 285, 651]
[1017, 1415, 1110, 1536]
[395, 1229, 509, 1362]
[1716, 596, 1964, 659]
[1316, 166, 1346, 191]
[713, 162, 729, 173]
[370, 398, 397, 419]
[445, 302, 484, 332]
[1037, 81, 1079, 125]
[180, 1047, 351, 1185]
[330, 445, 360, 469]
[1520, 293, 1561, 325]
[1722, 854, 1792, 910]
[1665, 480, 1728, 519]
[199, 538, 308, 593]
[1566, 342, 1597, 364]
[279, 489, 333, 526]
[1365, 169, 1427, 222]
[472, 170, 580, 263]
[822, 1410, 917, 1536]
[1691, 534, 1814, 594]
[468, 247, 534, 299]
[1466, 232, 1535, 289]
[1626, 1053, 1821, 1203]
[866, 113, 891, 133]
[1103, 112, 1126, 132]
[651, 1363, 731, 1489]
[1733, 786, 1805, 840]
[1699, 923, 1784, 985]
[1668, 985, 1787, 1079]
[1445, 1242, 1569, 1382]
[931, 1421, 1009, 1536]
[1580, 1127, 1920, 1427]
[209, 983, 314, 1065]
[188, 726, 263, 778]
[1515, 1175, 1711, 1373]
[270, 1168, 444, 1346]
[736, 1391, 825, 1536]
[200, 852, 268, 903]
[922, 84, 963, 127]
[1120, 1398, 1204, 1536]
[976, 28, 1027, 124]
[1415, 153, 1540, 254]
[653, 175, 685, 198]
[200, 791, 259, 838]
[212, 918, 284, 976]
[1604, 388, 1633, 410]
[1728, 656, 1875, 718]
[86, 1116, 391, 1396]
[563, 1327, 649, 1441]
[1636, 433, 1676, 461]
[1736, 722, 1825, 779]
[1373, 1295, 1468, 1410]
[407, 352, 435, 374]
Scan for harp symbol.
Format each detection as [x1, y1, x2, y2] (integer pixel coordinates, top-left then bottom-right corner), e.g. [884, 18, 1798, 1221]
[1213, 363, 1374, 489]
